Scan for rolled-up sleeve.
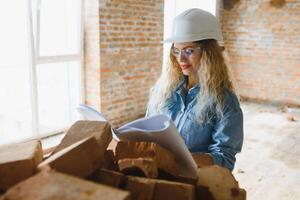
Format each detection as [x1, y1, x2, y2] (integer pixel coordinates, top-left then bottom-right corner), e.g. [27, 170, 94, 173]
[208, 93, 244, 171]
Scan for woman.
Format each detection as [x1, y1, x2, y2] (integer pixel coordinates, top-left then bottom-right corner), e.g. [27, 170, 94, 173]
[146, 8, 243, 171]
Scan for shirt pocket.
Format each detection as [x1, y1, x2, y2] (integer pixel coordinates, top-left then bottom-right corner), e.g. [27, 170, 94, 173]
[184, 113, 214, 150]
[163, 101, 181, 121]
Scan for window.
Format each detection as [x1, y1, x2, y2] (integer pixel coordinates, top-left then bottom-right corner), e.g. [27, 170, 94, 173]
[0, 0, 83, 145]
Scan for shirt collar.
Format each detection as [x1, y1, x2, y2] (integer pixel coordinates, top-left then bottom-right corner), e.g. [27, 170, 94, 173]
[175, 78, 200, 96]
[175, 79, 186, 94]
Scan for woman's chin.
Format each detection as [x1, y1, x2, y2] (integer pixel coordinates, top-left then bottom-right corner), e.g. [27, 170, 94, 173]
[182, 69, 193, 76]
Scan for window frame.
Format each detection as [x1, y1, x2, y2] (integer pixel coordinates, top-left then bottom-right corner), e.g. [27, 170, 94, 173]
[27, 0, 84, 139]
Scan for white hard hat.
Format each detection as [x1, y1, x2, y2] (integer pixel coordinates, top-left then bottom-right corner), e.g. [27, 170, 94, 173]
[163, 8, 224, 44]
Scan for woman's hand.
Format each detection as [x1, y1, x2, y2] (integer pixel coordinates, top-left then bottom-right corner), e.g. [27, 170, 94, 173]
[192, 153, 213, 168]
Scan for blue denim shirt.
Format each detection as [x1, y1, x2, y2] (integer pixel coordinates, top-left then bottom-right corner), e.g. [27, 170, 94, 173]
[146, 80, 244, 170]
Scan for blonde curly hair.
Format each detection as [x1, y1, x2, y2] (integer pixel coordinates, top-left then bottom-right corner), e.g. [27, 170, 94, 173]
[148, 39, 235, 122]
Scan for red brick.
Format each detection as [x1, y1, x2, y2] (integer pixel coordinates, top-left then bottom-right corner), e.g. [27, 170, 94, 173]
[159, 173, 198, 186]
[196, 165, 246, 200]
[124, 176, 195, 200]
[217, 0, 300, 106]
[153, 179, 195, 200]
[52, 121, 112, 155]
[89, 168, 126, 188]
[84, 0, 164, 127]
[124, 176, 155, 200]
[115, 141, 179, 177]
[0, 170, 131, 200]
[118, 158, 158, 178]
[38, 137, 102, 178]
[0, 140, 43, 190]
[103, 150, 118, 171]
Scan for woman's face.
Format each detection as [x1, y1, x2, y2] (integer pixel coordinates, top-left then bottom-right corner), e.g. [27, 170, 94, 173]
[172, 42, 202, 76]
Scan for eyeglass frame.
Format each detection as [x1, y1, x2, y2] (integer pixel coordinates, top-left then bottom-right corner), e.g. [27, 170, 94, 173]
[171, 45, 202, 58]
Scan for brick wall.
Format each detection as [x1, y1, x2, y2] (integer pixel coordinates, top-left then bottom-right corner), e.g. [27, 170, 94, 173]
[84, 0, 101, 112]
[217, 0, 300, 106]
[85, 0, 164, 126]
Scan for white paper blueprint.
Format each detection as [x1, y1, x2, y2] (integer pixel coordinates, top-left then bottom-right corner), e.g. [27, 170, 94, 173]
[76, 104, 198, 178]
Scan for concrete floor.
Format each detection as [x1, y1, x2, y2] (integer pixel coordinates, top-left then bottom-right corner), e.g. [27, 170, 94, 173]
[233, 102, 300, 200]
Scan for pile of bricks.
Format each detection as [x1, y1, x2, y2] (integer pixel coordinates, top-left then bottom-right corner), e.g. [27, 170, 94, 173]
[0, 120, 246, 200]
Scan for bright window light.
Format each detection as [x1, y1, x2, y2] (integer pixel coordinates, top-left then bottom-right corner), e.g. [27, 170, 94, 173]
[39, 0, 81, 56]
[0, 1, 33, 145]
[0, 0, 83, 145]
[37, 61, 81, 134]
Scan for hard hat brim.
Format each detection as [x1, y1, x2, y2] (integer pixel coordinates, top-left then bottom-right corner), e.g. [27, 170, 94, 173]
[162, 33, 223, 44]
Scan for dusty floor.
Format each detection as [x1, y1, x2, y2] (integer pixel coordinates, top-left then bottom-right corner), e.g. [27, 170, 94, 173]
[233, 102, 300, 200]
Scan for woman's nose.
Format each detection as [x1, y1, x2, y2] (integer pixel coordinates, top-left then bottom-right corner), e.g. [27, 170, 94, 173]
[179, 53, 187, 62]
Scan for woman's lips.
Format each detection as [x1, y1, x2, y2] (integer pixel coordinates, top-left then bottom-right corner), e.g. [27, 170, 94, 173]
[180, 65, 191, 70]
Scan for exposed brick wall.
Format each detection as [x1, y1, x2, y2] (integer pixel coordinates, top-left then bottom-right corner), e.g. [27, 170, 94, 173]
[217, 0, 300, 106]
[84, 0, 101, 112]
[85, 0, 164, 126]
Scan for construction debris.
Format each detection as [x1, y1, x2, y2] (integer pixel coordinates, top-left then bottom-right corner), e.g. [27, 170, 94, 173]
[115, 141, 179, 177]
[196, 165, 246, 200]
[0, 121, 246, 200]
[124, 175, 155, 200]
[38, 136, 103, 178]
[88, 168, 126, 188]
[103, 149, 118, 171]
[0, 140, 43, 191]
[52, 120, 112, 155]
[124, 176, 195, 200]
[0, 170, 131, 200]
[118, 158, 158, 178]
